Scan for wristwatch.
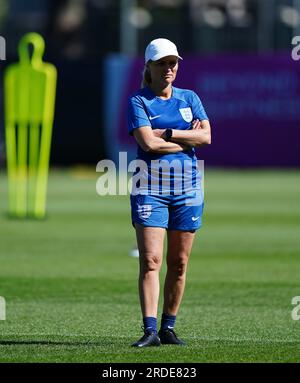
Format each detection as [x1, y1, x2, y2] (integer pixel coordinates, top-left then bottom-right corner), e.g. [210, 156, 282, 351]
[165, 128, 173, 142]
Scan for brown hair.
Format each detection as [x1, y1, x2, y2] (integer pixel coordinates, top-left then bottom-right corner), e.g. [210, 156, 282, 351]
[141, 61, 152, 88]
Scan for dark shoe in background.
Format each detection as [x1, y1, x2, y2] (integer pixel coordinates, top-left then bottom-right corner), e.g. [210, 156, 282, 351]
[158, 328, 185, 345]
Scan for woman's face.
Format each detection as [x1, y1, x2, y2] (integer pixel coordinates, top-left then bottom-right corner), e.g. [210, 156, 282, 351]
[148, 55, 179, 87]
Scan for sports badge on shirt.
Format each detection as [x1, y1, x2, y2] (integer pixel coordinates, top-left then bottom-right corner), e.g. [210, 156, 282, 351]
[137, 204, 152, 219]
[179, 107, 193, 123]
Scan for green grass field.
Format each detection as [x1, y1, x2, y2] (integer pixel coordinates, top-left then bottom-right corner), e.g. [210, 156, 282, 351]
[0, 168, 300, 363]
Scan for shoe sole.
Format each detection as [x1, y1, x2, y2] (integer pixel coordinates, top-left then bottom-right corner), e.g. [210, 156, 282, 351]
[132, 342, 161, 347]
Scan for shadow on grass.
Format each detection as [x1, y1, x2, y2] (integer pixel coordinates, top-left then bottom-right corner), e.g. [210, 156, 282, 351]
[0, 340, 103, 346]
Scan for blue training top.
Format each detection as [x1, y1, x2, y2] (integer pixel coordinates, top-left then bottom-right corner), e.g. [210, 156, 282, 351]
[127, 86, 208, 195]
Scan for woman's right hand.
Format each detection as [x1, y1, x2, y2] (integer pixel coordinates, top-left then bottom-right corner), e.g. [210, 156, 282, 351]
[191, 119, 202, 130]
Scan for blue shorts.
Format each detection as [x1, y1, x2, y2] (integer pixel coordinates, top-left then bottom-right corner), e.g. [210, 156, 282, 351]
[130, 192, 204, 231]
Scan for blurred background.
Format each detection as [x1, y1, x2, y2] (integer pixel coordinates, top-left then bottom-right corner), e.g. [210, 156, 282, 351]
[0, 0, 300, 166]
[0, 1, 300, 363]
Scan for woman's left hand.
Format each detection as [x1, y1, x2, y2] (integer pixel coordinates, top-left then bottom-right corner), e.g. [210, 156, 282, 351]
[152, 129, 165, 138]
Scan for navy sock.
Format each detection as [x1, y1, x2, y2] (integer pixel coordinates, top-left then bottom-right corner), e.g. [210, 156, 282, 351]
[143, 316, 157, 334]
[161, 313, 176, 331]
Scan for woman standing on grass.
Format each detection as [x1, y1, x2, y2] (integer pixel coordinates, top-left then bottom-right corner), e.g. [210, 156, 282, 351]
[127, 38, 211, 347]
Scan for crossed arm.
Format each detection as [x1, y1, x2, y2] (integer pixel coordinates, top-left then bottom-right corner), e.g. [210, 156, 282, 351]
[133, 119, 211, 154]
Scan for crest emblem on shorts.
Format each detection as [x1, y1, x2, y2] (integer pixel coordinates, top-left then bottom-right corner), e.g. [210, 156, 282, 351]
[137, 204, 152, 219]
[179, 107, 193, 122]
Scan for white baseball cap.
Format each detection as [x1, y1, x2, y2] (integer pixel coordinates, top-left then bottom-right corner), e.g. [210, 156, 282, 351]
[145, 38, 183, 63]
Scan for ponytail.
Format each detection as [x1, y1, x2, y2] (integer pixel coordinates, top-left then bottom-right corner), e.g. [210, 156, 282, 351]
[141, 62, 152, 88]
